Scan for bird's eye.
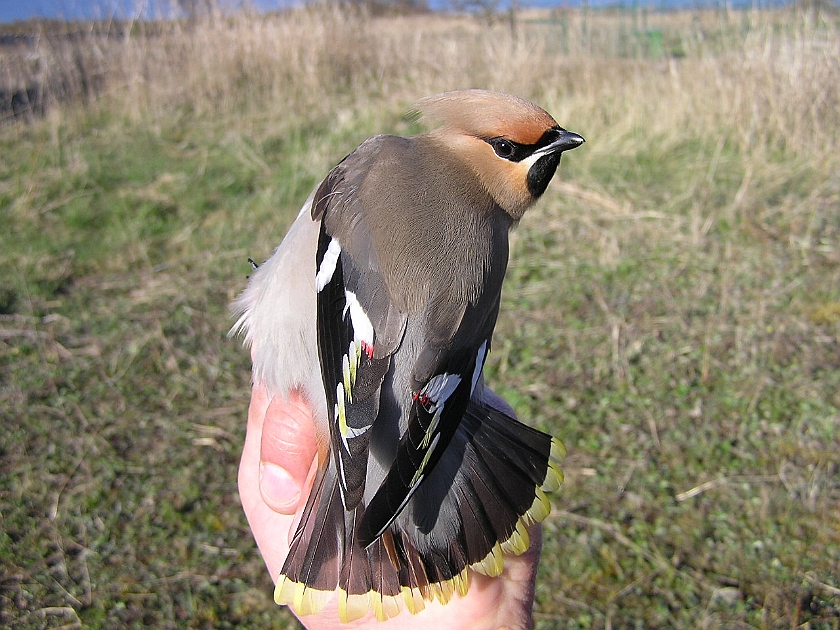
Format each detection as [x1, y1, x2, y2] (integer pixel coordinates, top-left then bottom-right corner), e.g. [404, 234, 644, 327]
[490, 138, 516, 159]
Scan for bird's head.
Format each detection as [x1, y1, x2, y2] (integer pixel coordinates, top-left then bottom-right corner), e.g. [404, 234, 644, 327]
[415, 89, 584, 220]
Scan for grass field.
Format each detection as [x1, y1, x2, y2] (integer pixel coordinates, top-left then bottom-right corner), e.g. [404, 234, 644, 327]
[1, 3, 839, 628]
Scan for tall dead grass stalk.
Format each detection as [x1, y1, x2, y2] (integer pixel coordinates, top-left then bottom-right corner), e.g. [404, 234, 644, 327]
[3, 4, 838, 164]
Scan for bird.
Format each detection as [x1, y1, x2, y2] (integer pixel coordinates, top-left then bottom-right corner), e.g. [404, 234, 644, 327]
[231, 89, 584, 623]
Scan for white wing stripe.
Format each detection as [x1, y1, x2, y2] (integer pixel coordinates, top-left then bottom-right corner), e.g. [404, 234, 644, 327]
[343, 290, 374, 346]
[315, 237, 342, 292]
[470, 340, 488, 394]
[423, 373, 462, 407]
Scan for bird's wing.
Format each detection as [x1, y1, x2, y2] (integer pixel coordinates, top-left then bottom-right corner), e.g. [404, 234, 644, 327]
[356, 293, 498, 547]
[311, 135, 409, 510]
[312, 135, 504, 545]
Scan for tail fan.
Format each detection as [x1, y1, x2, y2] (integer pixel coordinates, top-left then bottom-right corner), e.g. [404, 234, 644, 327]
[274, 398, 563, 622]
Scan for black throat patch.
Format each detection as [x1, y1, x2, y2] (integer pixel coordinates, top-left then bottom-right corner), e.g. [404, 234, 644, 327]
[526, 152, 562, 198]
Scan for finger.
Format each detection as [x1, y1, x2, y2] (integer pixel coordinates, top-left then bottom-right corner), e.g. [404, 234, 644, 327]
[238, 381, 272, 509]
[238, 381, 278, 533]
[238, 381, 301, 580]
[259, 389, 319, 515]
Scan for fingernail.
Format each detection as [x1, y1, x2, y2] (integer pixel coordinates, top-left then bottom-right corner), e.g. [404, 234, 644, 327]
[259, 462, 300, 514]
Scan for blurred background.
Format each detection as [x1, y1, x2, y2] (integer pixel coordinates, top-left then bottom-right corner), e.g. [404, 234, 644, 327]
[1, 0, 838, 628]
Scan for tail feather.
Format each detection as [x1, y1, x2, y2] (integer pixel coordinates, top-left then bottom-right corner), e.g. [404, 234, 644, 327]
[452, 482, 496, 564]
[461, 463, 520, 544]
[466, 427, 546, 516]
[274, 465, 345, 616]
[338, 511, 369, 601]
[397, 532, 432, 598]
[287, 466, 343, 591]
[368, 536, 401, 600]
[465, 400, 557, 485]
[275, 395, 564, 620]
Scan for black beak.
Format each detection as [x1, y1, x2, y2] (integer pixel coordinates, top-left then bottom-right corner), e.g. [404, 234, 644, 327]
[541, 129, 585, 156]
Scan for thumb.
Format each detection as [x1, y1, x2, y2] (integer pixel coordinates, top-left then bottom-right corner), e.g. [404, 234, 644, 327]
[259, 389, 319, 515]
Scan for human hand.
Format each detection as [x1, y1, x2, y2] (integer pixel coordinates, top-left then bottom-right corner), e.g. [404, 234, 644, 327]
[239, 380, 544, 630]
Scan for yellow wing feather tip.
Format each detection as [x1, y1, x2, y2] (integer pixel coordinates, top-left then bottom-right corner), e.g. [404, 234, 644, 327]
[382, 594, 402, 620]
[372, 594, 385, 622]
[431, 579, 453, 605]
[550, 437, 567, 461]
[471, 541, 505, 577]
[304, 588, 333, 616]
[531, 486, 552, 522]
[541, 437, 566, 491]
[453, 568, 470, 596]
[542, 461, 565, 492]
[274, 576, 332, 616]
[273, 575, 292, 606]
[372, 592, 403, 621]
[338, 591, 371, 623]
[501, 517, 533, 555]
[401, 586, 426, 615]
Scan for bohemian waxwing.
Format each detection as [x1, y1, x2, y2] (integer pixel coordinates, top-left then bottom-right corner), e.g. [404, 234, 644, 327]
[232, 89, 584, 622]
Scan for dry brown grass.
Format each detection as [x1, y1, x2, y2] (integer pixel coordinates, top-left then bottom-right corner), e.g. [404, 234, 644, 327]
[5, 4, 837, 163]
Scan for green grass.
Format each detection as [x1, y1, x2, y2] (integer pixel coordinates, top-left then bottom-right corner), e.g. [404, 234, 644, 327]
[2, 5, 840, 629]
[493, 108, 840, 630]
[0, 111, 321, 629]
